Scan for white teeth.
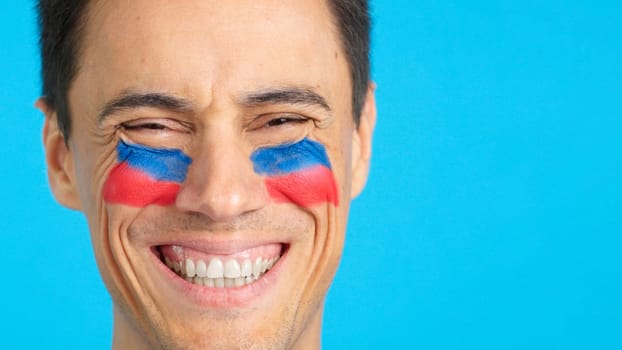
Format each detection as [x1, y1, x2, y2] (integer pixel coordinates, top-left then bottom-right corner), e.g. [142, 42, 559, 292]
[185, 259, 196, 278]
[196, 260, 207, 278]
[205, 277, 215, 287]
[165, 254, 281, 288]
[224, 259, 241, 278]
[253, 257, 262, 278]
[207, 258, 224, 278]
[260, 260, 268, 274]
[242, 259, 253, 277]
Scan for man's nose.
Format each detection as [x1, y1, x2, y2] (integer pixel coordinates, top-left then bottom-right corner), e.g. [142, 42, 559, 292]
[175, 132, 269, 222]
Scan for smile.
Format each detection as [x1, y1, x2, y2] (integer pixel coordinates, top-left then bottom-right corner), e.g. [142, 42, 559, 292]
[157, 243, 284, 289]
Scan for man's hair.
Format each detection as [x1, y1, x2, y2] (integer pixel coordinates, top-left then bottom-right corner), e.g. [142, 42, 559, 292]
[37, 0, 371, 140]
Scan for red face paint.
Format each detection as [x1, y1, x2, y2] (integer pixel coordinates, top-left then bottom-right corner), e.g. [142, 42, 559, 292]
[104, 139, 337, 209]
[251, 138, 339, 207]
[103, 141, 192, 207]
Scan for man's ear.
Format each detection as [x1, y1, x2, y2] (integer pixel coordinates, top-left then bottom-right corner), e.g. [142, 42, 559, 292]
[350, 82, 377, 199]
[36, 98, 82, 210]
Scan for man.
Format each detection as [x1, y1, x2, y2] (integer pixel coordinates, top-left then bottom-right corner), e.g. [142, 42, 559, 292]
[36, 0, 375, 348]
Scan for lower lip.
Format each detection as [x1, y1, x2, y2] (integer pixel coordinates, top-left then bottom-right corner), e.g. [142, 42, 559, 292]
[151, 246, 287, 308]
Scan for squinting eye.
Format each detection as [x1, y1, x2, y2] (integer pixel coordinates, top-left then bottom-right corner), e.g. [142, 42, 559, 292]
[117, 118, 192, 149]
[122, 122, 168, 131]
[120, 118, 193, 134]
[265, 116, 306, 128]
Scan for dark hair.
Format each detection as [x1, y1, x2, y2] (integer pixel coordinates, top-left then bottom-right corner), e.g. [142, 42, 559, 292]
[326, 0, 371, 126]
[37, 0, 370, 140]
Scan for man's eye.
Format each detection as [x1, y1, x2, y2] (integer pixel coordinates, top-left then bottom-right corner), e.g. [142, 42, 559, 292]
[119, 118, 194, 133]
[122, 122, 168, 131]
[265, 117, 306, 128]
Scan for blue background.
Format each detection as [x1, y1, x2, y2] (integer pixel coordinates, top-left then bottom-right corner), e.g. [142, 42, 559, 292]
[2, 1, 621, 348]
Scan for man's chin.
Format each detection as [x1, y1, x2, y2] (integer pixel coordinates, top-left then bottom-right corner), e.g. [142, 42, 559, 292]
[114, 303, 294, 350]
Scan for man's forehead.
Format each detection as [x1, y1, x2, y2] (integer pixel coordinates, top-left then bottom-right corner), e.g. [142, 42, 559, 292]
[73, 0, 351, 115]
[82, 0, 339, 58]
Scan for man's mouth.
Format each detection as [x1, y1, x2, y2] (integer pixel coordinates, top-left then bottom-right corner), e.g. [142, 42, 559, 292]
[156, 244, 284, 288]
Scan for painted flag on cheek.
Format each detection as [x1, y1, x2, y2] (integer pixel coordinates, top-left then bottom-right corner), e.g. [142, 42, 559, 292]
[103, 141, 192, 207]
[251, 138, 339, 207]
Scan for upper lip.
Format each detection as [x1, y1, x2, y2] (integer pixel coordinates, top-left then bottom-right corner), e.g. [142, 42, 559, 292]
[151, 238, 288, 256]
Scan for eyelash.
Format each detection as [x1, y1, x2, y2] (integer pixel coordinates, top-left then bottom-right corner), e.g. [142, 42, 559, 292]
[119, 115, 306, 133]
[264, 116, 307, 128]
[122, 122, 168, 131]
[120, 118, 195, 134]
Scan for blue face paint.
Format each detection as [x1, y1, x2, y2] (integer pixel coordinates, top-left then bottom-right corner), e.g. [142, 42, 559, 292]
[251, 138, 332, 175]
[116, 140, 191, 182]
[103, 140, 192, 207]
[250, 138, 339, 207]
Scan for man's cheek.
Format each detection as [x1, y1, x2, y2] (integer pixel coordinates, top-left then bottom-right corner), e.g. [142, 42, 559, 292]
[251, 138, 339, 208]
[102, 140, 192, 207]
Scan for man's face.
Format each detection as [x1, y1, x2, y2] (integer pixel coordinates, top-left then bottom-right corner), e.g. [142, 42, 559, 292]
[42, 0, 374, 349]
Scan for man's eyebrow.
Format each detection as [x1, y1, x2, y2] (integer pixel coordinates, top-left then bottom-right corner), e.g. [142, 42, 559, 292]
[98, 92, 194, 122]
[241, 87, 332, 113]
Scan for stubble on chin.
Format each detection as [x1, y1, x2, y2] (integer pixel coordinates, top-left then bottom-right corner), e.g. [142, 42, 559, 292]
[152, 307, 297, 350]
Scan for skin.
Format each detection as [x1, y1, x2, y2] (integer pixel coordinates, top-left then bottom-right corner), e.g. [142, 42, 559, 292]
[38, 0, 375, 349]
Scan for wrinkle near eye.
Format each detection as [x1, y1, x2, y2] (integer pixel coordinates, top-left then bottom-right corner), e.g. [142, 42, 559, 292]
[313, 116, 333, 130]
[118, 123, 194, 151]
[245, 114, 312, 149]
